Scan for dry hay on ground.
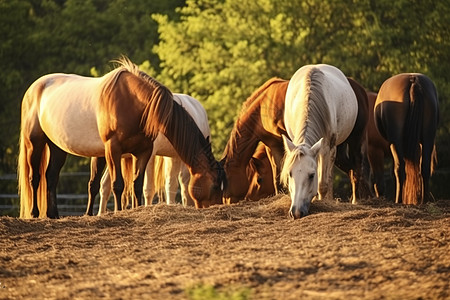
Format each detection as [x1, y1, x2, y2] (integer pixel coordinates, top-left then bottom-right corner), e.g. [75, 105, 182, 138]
[0, 195, 449, 299]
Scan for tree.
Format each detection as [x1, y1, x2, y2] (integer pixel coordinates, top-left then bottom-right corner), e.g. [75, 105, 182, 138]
[0, 0, 185, 174]
[153, 0, 450, 163]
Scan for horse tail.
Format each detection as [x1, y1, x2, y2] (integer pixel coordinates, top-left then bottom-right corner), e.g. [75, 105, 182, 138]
[18, 129, 32, 218]
[18, 88, 49, 218]
[121, 156, 135, 208]
[403, 75, 424, 204]
[153, 156, 166, 203]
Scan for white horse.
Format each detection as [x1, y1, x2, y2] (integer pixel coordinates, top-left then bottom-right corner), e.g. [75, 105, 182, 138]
[97, 93, 210, 215]
[281, 64, 358, 219]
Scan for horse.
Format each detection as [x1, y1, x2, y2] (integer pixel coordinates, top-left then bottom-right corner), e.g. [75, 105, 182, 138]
[18, 57, 225, 218]
[374, 73, 438, 205]
[221, 78, 289, 204]
[334, 77, 372, 203]
[94, 93, 209, 215]
[365, 91, 390, 197]
[281, 64, 358, 219]
[222, 76, 370, 207]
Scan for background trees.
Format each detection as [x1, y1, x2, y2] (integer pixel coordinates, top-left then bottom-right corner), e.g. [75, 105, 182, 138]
[1, 0, 449, 197]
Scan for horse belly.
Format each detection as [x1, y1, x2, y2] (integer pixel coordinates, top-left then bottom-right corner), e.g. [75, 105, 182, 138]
[39, 81, 105, 157]
[153, 133, 178, 157]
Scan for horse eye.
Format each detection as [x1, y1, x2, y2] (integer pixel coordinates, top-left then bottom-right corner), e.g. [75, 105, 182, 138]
[289, 171, 292, 177]
[257, 177, 263, 184]
[308, 173, 315, 181]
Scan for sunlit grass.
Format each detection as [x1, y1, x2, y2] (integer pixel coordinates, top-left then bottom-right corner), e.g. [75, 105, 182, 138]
[186, 283, 251, 300]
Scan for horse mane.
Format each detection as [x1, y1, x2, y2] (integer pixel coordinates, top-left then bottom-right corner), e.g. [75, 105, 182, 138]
[280, 144, 308, 187]
[222, 78, 285, 160]
[280, 67, 332, 186]
[296, 67, 331, 146]
[100, 56, 174, 139]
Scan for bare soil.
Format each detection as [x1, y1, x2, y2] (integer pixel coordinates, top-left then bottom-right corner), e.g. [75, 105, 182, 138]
[0, 195, 449, 299]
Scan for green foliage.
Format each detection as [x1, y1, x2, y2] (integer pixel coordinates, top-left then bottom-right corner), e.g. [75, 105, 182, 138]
[153, 0, 450, 159]
[186, 283, 250, 300]
[0, 0, 184, 175]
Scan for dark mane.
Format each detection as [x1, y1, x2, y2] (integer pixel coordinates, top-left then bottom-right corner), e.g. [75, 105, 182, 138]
[164, 101, 217, 168]
[101, 57, 174, 139]
[112, 57, 221, 178]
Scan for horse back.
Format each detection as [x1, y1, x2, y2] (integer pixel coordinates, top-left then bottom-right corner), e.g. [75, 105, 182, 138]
[285, 64, 358, 145]
[374, 73, 439, 148]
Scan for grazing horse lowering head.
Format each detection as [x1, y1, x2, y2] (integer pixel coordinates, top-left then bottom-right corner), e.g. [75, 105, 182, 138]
[281, 136, 322, 218]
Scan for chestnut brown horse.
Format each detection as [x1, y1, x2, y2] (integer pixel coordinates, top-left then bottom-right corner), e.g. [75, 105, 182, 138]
[222, 74, 370, 207]
[374, 73, 438, 205]
[18, 57, 225, 218]
[221, 78, 289, 204]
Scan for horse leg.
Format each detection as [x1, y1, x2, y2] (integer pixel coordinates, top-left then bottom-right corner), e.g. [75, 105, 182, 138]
[45, 142, 67, 219]
[133, 150, 153, 207]
[179, 163, 194, 206]
[165, 156, 180, 205]
[390, 144, 405, 204]
[421, 142, 435, 203]
[265, 144, 285, 193]
[86, 157, 106, 216]
[143, 155, 156, 206]
[367, 146, 386, 198]
[317, 146, 335, 201]
[105, 140, 124, 212]
[335, 143, 356, 202]
[28, 140, 47, 218]
[98, 166, 112, 215]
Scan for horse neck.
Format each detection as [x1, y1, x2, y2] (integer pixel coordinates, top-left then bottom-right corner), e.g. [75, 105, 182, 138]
[293, 73, 331, 147]
[161, 102, 216, 174]
[222, 107, 261, 167]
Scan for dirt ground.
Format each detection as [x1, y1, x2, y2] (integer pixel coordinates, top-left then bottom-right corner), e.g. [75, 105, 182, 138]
[0, 195, 449, 300]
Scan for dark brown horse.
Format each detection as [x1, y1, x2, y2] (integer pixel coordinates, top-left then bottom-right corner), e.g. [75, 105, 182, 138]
[334, 77, 372, 203]
[18, 58, 224, 218]
[374, 73, 439, 205]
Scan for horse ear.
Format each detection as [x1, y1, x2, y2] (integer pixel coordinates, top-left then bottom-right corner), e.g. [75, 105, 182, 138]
[282, 134, 295, 153]
[310, 138, 323, 159]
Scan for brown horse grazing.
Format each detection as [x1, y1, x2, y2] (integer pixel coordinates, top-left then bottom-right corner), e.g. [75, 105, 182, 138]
[221, 78, 289, 204]
[245, 143, 276, 200]
[365, 91, 390, 197]
[18, 57, 225, 218]
[334, 77, 372, 203]
[374, 73, 439, 205]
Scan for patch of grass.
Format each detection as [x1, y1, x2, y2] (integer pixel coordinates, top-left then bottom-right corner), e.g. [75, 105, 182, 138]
[425, 202, 443, 215]
[186, 283, 251, 300]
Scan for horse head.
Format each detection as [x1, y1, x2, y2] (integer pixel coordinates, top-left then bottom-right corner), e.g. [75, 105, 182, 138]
[281, 135, 323, 219]
[189, 154, 226, 208]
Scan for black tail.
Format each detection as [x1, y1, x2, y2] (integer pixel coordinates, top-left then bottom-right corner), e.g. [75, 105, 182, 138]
[403, 75, 423, 204]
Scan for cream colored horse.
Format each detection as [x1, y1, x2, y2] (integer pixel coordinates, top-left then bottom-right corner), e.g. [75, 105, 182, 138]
[281, 64, 358, 218]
